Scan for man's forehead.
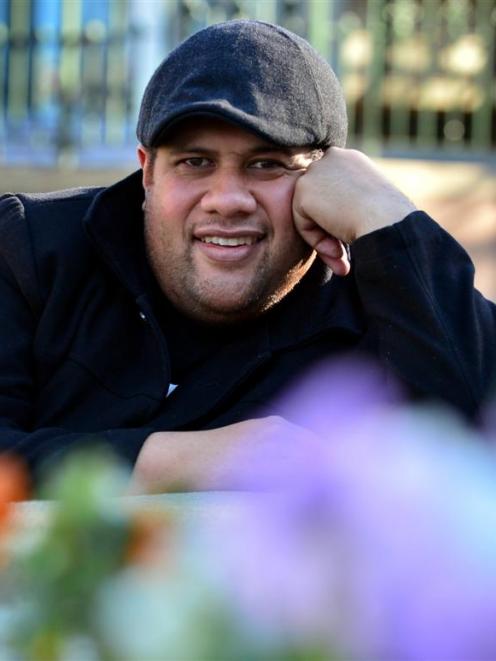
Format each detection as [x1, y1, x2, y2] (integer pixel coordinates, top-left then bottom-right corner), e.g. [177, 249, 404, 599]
[158, 116, 312, 156]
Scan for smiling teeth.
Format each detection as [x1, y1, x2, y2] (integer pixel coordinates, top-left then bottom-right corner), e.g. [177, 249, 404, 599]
[202, 236, 257, 246]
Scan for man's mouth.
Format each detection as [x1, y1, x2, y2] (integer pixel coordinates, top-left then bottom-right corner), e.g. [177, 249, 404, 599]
[194, 231, 264, 263]
[200, 236, 260, 247]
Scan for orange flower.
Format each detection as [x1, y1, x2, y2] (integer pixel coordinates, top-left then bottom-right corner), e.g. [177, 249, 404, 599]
[125, 510, 176, 570]
[0, 454, 31, 533]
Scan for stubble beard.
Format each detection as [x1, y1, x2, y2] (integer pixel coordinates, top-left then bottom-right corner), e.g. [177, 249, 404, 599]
[144, 208, 315, 326]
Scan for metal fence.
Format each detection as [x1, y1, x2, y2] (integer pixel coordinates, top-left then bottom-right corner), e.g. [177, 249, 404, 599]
[0, 0, 495, 167]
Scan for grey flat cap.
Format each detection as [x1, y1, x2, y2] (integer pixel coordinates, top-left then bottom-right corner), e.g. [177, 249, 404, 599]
[137, 19, 347, 149]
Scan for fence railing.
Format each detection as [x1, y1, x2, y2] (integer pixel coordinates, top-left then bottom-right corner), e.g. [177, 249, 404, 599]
[0, 0, 495, 167]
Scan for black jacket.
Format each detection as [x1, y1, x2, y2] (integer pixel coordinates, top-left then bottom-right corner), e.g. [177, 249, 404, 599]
[0, 171, 495, 478]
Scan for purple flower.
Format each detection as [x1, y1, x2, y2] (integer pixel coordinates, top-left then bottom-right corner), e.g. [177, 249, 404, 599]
[212, 358, 496, 659]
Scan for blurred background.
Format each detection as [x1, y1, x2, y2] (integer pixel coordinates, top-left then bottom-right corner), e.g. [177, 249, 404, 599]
[0, 0, 495, 298]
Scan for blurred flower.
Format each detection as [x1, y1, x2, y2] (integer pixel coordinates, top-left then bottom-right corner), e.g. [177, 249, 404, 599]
[213, 359, 496, 660]
[2, 360, 496, 660]
[0, 454, 30, 534]
[0, 453, 30, 577]
[7, 450, 131, 659]
[124, 510, 176, 569]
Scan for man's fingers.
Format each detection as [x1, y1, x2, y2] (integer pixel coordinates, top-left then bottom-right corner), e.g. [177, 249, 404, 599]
[314, 234, 344, 260]
[314, 236, 350, 276]
[317, 251, 351, 276]
[294, 211, 351, 276]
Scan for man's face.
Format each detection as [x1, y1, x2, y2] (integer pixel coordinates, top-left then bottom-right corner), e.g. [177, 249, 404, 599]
[138, 117, 317, 324]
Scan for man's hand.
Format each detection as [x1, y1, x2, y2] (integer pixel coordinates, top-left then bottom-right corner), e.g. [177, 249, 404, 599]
[128, 416, 320, 494]
[293, 148, 416, 275]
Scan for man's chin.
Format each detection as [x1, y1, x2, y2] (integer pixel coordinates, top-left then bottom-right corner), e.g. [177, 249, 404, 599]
[167, 262, 312, 324]
[188, 297, 266, 326]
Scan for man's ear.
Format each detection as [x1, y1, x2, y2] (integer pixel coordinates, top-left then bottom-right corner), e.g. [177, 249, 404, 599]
[137, 144, 153, 188]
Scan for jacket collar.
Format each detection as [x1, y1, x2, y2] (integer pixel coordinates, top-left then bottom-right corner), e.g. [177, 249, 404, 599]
[265, 259, 364, 350]
[82, 170, 364, 346]
[82, 170, 150, 297]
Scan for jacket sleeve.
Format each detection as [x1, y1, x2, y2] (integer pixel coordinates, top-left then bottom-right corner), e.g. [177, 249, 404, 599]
[0, 195, 152, 484]
[350, 210, 496, 417]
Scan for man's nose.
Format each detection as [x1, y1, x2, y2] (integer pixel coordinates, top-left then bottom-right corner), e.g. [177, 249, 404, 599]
[200, 170, 257, 217]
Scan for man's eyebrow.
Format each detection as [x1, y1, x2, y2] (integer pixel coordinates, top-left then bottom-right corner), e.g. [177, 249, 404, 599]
[246, 145, 297, 156]
[166, 144, 300, 157]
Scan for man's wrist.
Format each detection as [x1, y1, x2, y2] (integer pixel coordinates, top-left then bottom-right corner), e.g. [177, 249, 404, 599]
[353, 201, 417, 241]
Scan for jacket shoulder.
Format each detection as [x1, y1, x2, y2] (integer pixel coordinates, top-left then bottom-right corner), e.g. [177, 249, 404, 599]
[0, 186, 106, 314]
[0, 184, 110, 256]
[1, 185, 102, 223]
[0, 186, 104, 243]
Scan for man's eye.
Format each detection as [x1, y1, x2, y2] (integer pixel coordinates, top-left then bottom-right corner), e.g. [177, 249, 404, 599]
[180, 157, 212, 168]
[249, 159, 285, 170]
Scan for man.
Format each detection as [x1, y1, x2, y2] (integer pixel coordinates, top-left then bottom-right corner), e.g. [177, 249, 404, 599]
[0, 20, 495, 492]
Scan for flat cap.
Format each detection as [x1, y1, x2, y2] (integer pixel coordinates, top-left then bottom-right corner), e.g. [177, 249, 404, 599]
[137, 19, 347, 149]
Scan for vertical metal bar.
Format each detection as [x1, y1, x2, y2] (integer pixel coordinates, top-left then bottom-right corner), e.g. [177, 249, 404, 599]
[206, 1, 228, 25]
[253, 0, 277, 24]
[308, 0, 331, 61]
[0, 0, 8, 148]
[471, 0, 495, 149]
[58, 0, 83, 160]
[441, 0, 470, 156]
[388, 0, 417, 149]
[105, 0, 128, 145]
[333, 3, 365, 145]
[129, 0, 166, 134]
[81, 0, 108, 150]
[7, 0, 30, 120]
[60, 0, 82, 93]
[415, 0, 441, 150]
[307, 1, 346, 142]
[31, 0, 60, 131]
[363, 0, 388, 153]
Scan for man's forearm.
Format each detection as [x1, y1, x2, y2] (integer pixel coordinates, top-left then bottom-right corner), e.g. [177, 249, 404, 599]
[129, 417, 320, 494]
[129, 427, 238, 493]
